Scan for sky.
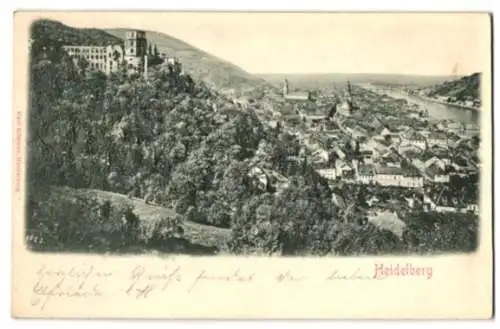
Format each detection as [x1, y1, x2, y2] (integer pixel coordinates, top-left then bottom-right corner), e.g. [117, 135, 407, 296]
[21, 12, 491, 76]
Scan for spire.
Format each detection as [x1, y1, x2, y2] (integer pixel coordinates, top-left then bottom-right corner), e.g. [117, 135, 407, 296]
[283, 78, 289, 96]
[345, 80, 352, 99]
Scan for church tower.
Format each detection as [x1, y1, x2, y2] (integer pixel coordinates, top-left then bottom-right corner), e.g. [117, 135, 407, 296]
[339, 80, 353, 116]
[282, 79, 289, 96]
[344, 80, 353, 102]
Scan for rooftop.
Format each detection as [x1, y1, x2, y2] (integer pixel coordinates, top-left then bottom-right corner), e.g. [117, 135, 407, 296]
[375, 166, 405, 175]
[359, 164, 374, 176]
[403, 130, 425, 141]
[375, 166, 421, 177]
[426, 163, 447, 178]
[444, 122, 463, 129]
[285, 92, 310, 101]
[428, 131, 448, 140]
[466, 124, 480, 130]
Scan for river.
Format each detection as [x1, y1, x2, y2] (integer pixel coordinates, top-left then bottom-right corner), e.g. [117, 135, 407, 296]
[358, 84, 480, 125]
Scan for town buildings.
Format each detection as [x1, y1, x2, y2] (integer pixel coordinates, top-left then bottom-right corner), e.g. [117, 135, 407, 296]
[401, 130, 426, 149]
[373, 166, 424, 188]
[268, 77, 479, 215]
[427, 131, 449, 147]
[316, 168, 337, 180]
[358, 164, 375, 184]
[437, 121, 463, 134]
[426, 163, 450, 183]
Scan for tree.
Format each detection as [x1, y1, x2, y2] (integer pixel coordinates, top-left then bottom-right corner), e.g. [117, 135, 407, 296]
[154, 44, 159, 56]
[402, 212, 478, 253]
[275, 121, 282, 136]
[148, 43, 153, 55]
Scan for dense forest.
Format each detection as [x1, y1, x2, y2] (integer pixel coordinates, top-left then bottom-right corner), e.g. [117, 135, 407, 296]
[25, 21, 479, 256]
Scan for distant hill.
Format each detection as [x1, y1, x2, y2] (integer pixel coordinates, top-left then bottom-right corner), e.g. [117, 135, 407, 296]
[106, 29, 270, 91]
[424, 73, 481, 101]
[257, 73, 456, 91]
[30, 19, 122, 46]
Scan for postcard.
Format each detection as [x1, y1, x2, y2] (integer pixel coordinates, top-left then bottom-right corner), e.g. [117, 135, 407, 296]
[12, 11, 493, 319]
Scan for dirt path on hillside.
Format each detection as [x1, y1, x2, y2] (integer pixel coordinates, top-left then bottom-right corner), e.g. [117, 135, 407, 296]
[51, 186, 232, 250]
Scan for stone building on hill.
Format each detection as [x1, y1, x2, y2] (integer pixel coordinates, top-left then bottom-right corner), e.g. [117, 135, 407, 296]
[63, 29, 149, 76]
[63, 44, 125, 75]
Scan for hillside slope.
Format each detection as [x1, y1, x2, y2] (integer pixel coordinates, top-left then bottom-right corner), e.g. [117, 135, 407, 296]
[107, 28, 269, 91]
[50, 186, 231, 251]
[424, 72, 481, 101]
[30, 19, 122, 46]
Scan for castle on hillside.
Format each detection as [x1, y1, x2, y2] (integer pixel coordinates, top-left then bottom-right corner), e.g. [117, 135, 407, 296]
[62, 29, 148, 76]
[282, 79, 312, 102]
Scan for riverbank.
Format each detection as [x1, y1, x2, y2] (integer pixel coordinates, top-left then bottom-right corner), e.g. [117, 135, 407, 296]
[410, 94, 480, 112]
[357, 83, 479, 124]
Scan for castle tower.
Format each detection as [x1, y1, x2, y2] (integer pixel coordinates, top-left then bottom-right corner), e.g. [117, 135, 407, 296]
[282, 79, 289, 96]
[124, 30, 147, 71]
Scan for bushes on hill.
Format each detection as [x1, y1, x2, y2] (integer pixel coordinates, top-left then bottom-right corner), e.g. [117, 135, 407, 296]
[26, 188, 185, 253]
[402, 212, 478, 254]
